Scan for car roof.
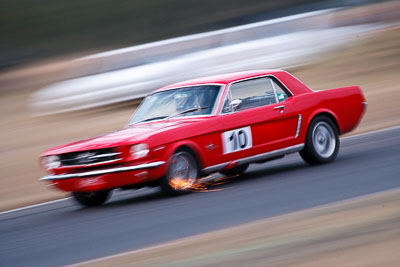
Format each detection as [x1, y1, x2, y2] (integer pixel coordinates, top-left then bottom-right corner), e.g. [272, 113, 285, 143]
[156, 69, 286, 91]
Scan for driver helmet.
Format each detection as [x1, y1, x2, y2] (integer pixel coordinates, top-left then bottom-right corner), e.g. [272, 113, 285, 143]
[174, 93, 189, 112]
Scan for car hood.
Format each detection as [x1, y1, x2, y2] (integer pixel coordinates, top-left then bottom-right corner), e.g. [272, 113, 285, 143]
[44, 119, 205, 155]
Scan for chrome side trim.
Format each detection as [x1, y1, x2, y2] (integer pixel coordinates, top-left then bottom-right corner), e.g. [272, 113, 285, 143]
[153, 146, 165, 152]
[202, 162, 229, 174]
[235, 144, 304, 166]
[295, 114, 302, 138]
[202, 144, 304, 173]
[40, 161, 166, 181]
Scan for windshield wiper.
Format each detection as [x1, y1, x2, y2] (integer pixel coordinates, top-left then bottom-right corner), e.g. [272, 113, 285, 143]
[131, 106, 208, 125]
[165, 106, 209, 120]
[132, 116, 168, 124]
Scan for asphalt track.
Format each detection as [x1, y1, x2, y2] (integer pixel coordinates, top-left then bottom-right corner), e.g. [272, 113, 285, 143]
[1, 127, 399, 267]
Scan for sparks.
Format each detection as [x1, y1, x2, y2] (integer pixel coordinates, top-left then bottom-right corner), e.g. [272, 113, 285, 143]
[169, 173, 238, 192]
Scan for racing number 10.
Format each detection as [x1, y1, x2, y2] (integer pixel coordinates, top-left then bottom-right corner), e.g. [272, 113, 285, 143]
[229, 130, 247, 150]
[222, 126, 253, 154]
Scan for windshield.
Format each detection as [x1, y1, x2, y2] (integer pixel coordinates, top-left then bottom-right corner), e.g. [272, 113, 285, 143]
[129, 85, 221, 124]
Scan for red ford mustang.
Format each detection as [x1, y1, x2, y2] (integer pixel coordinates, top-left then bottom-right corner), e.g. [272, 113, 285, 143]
[40, 70, 366, 206]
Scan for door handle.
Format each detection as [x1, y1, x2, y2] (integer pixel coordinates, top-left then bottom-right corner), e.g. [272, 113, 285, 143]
[273, 105, 285, 113]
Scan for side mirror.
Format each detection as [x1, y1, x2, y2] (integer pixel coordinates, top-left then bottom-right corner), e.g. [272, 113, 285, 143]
[230, 99, 242, 111]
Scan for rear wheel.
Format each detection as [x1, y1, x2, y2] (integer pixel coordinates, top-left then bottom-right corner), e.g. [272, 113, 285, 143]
[300, 116, 339, 165]
[160, 150, 199, 195]
[72, 190, 111, 207]
[220, 164, 249, 176]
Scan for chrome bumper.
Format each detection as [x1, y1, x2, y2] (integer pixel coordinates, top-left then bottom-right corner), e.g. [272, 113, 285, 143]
[363, 101, 368, 112]
[40, 161, 166, 181]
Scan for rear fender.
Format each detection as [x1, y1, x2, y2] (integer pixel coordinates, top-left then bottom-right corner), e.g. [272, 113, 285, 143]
[306, 109, 341, 134]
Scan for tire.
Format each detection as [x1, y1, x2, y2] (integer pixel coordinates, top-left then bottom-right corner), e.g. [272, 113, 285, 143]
[160, 150, 199, 195]
[72, 190, 111, 207]
[220, 164, 249, 176]
[300, 115, 339, 165]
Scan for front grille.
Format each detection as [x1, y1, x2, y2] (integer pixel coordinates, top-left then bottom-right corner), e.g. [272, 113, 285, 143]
[59, 148, 122, 167]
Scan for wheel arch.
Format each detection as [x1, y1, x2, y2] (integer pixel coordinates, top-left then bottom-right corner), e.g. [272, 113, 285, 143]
[306, 110, 341, 135]
[300, 110, 340, 165]
[165, 140, 204, 171]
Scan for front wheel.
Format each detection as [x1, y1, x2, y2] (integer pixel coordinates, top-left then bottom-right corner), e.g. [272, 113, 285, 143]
[72, 190, 111, 207]
[300, 116, 339, 165]
[160, 150, 199, 195]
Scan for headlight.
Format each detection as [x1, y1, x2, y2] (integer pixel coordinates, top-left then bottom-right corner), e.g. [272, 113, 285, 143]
[42, 155, 61, 170]
[130, 143, 149, 159]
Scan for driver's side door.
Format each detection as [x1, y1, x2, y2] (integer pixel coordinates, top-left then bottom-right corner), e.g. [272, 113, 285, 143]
[219, 76, 296, 162]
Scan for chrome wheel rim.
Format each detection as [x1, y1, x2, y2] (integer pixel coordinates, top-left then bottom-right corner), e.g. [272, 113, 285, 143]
[312, 121, 336, 158]
[169, 153, 197, 189]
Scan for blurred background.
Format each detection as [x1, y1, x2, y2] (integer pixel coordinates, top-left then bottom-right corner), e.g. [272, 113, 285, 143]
[1, 0, 399, 211]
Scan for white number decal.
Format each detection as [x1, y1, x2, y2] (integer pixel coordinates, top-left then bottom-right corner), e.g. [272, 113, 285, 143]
[222, 126, 252, 154]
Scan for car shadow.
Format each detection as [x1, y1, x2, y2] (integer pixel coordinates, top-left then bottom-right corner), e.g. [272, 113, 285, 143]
[72, 157, 349, 211]
[205, 161, 309, 190]
[104, 160, 309, 208]
[63, 152, 354, 214]
[105, 188, 168, 207]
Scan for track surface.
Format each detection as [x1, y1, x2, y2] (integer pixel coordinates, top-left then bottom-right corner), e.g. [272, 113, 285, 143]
[1, 127, 399, 267]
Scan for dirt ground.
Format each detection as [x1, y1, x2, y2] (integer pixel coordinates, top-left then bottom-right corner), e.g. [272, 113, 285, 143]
[1, 25, 400, 211]
[71, 188, 400, 267]
[293, 25, 400, 135]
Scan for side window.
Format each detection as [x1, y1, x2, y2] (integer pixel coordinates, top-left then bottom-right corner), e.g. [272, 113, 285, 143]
[222, 77, 277, 113]
[272, 79, 290, 102]
[222, 91, 232, 113]
[221, 76, 292, 113]
[232, 77, 277, 111]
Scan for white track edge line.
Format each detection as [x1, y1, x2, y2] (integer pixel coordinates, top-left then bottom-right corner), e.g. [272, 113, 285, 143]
[0, 197, 72, 216]
[2, 124, 400, 216]
[342, 124, 400, 140]
[65, 187, 400, 267]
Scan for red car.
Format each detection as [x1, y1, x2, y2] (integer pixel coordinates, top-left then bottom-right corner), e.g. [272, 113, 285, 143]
[40, 70, 366, 206]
